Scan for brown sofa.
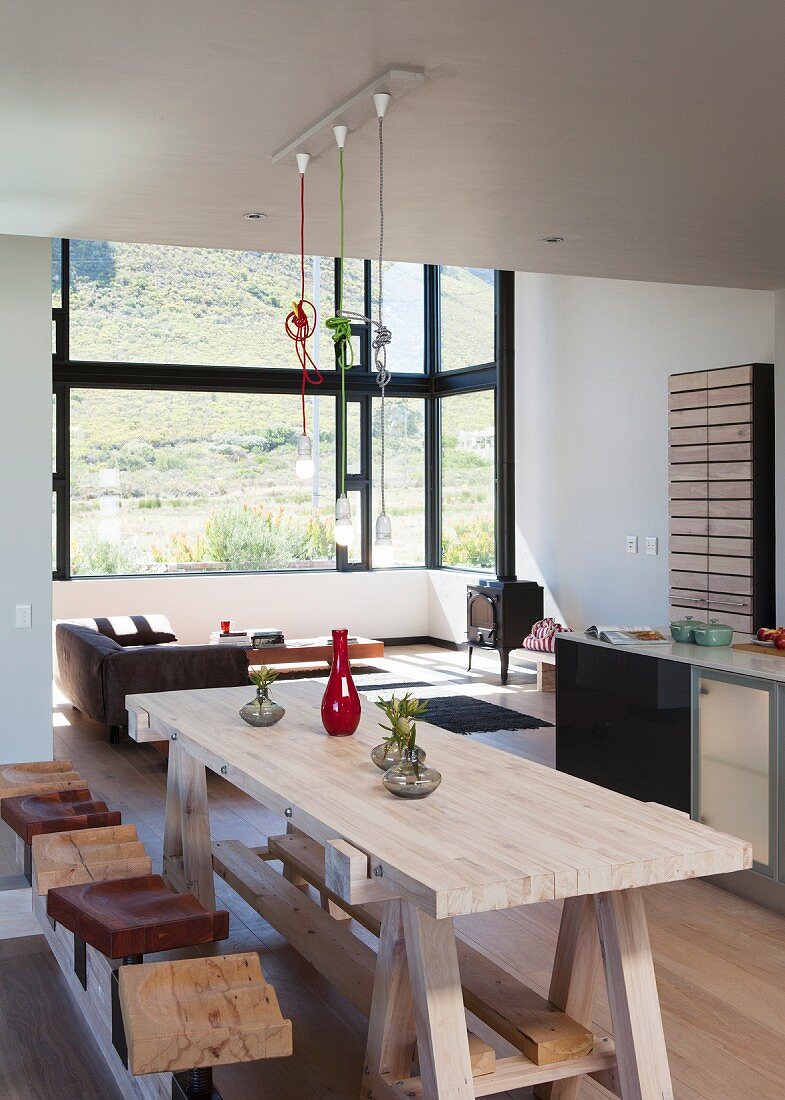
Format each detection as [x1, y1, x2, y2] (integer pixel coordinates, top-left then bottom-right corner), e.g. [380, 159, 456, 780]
[55, 615, 249, 742]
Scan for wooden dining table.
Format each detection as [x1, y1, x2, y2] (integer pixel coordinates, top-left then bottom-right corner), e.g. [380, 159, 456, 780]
[127, 680, 751, 1100]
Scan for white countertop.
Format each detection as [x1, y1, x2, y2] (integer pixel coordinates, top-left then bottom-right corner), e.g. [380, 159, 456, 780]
[558, 631, 785, 685]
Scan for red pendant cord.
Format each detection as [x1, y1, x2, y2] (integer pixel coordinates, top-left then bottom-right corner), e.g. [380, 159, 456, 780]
[284, 173, 322, 434]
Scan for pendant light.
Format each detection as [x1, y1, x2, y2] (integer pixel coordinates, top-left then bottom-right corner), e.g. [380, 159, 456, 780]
[372, 93, 394, 566]
[285, 152, 321, 479]
[327, 124, 354, 547]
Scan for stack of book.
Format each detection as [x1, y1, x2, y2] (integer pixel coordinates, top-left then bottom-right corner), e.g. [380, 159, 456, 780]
[210, 628, 285, 647]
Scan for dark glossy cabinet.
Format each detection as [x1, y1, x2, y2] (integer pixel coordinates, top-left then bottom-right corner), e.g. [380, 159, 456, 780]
[555, 637, 692, 813]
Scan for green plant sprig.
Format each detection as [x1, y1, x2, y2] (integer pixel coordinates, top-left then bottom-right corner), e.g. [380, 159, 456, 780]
[249, 665, 279, 693]
[374, 692, 428, 748]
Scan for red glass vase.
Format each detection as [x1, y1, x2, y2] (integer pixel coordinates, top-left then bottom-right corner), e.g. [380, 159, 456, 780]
[321, 628, 361, 736]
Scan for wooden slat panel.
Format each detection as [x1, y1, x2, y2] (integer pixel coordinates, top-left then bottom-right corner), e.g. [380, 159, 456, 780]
[708, 481, 753, 501]
[709, 556, 752, 576]
[669, 371, 707, 393]
[707, 365, 752, 388]
[670, 570, 708, 590]
[670, 535, 708, 554]
[708, 498, 752, 518]
[668, 588, 710, 605]
[669, 426, 707, 446]
[708, 518, 753, 537]
[708, 573, 753, 596]
[669, 481, 708, 500]
[669, 553, 708, 572]
[669, 607, 707, 624]
[668, 390, 708, 411]
[708, 537, 752, 558]
[668, 498, 708, 518]
[668, 407, 708, 428]
[669, 463, 708, 481]
[709, 462, 752, 481]
[669, 518, 708, 536]
[708, 442, 752, 462]
[707, 402, 752, 425]
[707, 594, 752, 614]
[706, 610, 754, 633]
[707, 384, 752, 407]
[708, 423, 751, 444]
[669, 445, 707, 464]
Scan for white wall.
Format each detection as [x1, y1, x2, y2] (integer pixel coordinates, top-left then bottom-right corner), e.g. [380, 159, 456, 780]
[53, 569, 431, 645]
[0, 235, 53, 762]
[515, 274, 776, 629]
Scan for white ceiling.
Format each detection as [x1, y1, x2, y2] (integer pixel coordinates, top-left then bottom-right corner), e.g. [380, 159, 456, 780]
[4, 0, 785, 288]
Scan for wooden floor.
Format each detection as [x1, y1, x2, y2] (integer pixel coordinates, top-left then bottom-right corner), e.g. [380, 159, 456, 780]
[1, 644, 784, 1098]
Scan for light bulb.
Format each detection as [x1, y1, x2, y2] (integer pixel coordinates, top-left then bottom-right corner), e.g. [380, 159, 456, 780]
[295, 433, 314, 480]
[374, 512, 394, 566]
[334, 494, 354, 547]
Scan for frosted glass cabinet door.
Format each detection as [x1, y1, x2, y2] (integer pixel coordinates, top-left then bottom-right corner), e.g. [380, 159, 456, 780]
[694, 670, 776, 875]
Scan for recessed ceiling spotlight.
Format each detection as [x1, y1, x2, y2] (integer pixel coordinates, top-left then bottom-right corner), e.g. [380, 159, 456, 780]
[542, 236, 564, 244]
[243, 212, 267, 220]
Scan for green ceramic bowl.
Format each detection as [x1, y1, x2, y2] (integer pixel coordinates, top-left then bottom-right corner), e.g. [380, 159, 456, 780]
[670, 615, 704, 643]
[692, 619, 734, 647]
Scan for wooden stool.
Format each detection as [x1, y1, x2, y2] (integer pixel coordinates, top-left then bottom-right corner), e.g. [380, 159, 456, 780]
[119, 952, 293, 1098]
[47, 874, 230, 1068]
[0, 760, 87, 801]
[32, 824, 152, 894]
[1, 789, 121, 883]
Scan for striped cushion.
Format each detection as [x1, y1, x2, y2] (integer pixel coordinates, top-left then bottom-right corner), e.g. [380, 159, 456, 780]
[522, 618, 572, 653]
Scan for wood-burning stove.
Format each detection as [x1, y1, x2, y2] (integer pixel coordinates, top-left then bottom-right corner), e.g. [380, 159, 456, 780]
[466, 579, 543, 684]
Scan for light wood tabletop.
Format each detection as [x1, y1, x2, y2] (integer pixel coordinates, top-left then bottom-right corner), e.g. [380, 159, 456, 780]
[126, 679, 751, 1100]
[127, 679, 749, 919]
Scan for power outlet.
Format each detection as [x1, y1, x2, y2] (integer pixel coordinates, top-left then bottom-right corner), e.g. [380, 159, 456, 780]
[645, 536, 659, 556]
[15, 604, 32, 629]
[626, 536, 638, 555]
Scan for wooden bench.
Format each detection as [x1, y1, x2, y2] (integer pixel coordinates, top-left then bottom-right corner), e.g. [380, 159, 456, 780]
[516, 650, 556, 692]
[0, 760, 87, 801]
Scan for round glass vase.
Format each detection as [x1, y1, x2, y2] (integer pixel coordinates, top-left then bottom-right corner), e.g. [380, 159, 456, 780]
[382, 747, 442, 799]
[371, 740, 426, 772]
[239, 687, 285, 728]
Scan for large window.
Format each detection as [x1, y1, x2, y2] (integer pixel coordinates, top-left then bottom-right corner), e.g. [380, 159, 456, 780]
[440, 390, 495, 570]
[53, 240, 504, 578]
[69, 391, 335, 575]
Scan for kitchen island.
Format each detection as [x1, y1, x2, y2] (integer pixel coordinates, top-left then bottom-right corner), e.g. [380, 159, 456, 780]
[556, 630, 785, 911]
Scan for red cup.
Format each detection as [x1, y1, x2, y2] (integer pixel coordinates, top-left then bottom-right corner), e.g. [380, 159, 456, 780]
[220, 620, 232, 635]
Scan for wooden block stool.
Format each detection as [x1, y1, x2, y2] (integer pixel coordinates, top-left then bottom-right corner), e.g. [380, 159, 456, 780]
[32, 824, 152, 894]
[1, 788, 121, 883]
[47, 874, 230, 1067]
[119, 952, 293, 1098]
[0, 759, 87, 801]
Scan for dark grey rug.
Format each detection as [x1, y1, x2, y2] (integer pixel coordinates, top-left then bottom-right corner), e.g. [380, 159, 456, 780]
[418, 696, 553, 735]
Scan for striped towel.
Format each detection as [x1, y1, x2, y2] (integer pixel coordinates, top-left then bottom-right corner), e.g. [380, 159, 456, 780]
[522, 618, 572, 653]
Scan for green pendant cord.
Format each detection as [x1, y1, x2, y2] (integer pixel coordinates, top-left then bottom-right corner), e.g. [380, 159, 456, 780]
[325, 146, 353, 496]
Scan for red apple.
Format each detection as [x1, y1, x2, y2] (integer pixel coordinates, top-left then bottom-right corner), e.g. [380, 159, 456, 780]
[775, 635, 785, 650]
[758, 627, 772, 640]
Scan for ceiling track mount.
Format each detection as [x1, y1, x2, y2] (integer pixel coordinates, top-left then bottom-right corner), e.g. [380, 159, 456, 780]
[271, 67, 424, 167]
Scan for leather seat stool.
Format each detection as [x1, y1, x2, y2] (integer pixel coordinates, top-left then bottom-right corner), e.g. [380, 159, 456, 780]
[119, 952, 292, 1099]
[1, 788, 120, 883]
[47, 874, 230, 1067]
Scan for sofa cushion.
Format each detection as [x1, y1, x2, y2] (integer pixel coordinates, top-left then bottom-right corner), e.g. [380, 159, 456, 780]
[64, 615, 177, 648]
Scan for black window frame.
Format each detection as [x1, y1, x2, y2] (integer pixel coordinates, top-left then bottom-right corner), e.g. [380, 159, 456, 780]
[52, 241, 510, 581]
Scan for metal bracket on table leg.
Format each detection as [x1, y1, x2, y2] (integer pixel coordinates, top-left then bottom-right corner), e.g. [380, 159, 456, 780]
[73, 935, 87, 989]
[172, 1067, 222, 1099]
[111, 956, 143, 1068]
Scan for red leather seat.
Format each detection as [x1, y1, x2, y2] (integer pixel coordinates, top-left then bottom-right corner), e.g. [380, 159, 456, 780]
[46, 875, 229, 959]
[1, 789, 121, 845]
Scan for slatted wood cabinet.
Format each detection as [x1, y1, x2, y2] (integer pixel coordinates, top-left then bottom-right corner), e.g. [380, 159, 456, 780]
[668, 363, 775, 634]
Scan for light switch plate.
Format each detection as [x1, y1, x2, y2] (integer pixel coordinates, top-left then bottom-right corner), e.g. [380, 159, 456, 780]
[15, 604, 32, 629]
[626, 536, 638, 554]
[645, 536, 658, 556]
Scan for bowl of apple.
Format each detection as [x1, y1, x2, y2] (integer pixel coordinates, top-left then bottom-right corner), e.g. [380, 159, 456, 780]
[756, 627, 785, 650]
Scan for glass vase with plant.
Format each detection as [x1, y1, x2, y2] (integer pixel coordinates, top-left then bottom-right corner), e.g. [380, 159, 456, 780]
[239, 665, 286, 727]
[370, 692, 428, 771]
[382, 724, 442, 799]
